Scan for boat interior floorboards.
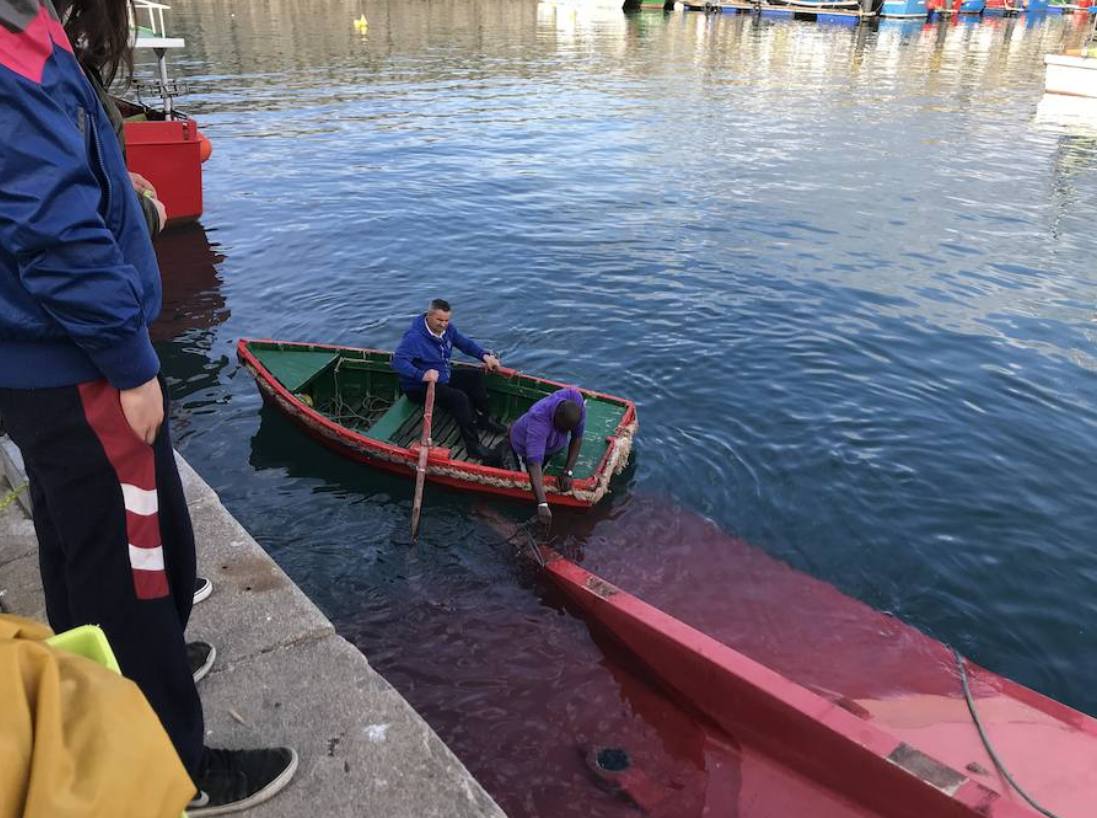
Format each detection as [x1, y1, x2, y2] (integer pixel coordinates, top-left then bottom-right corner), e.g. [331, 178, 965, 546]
[389, 405, 508, 464]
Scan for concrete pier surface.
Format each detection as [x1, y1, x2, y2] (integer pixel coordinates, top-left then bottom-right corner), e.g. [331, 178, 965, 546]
[0, 437, 506, 818]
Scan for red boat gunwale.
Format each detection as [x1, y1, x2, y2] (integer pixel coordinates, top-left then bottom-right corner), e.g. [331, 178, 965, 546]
[237, 338, 637, 508]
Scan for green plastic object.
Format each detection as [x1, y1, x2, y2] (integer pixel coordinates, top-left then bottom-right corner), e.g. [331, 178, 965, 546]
[45, 625, 188, 818]
[46, 625, 122, 674]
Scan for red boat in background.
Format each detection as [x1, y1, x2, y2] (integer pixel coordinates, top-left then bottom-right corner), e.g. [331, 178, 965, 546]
[120, 1, 211, 227]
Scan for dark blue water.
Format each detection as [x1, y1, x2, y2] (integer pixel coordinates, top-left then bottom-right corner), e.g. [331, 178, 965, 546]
[148, 2, 1097, 814]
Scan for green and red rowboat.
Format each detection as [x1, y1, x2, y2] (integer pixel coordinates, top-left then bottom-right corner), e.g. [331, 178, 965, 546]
[237, 339, 637, 508]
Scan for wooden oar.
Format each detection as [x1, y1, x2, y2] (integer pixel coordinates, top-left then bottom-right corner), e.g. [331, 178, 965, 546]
[410, 380, 436, 541]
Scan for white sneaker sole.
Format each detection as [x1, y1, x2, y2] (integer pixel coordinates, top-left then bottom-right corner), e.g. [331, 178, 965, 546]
[193, 577, 213, 604]
[192, 643, 216, 684]
[188, 749, 300, 816]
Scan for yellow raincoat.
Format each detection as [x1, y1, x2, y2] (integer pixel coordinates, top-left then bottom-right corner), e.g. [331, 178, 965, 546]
[0, 615, 193, 818]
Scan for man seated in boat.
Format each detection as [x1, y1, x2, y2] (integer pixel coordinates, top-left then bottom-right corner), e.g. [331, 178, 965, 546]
[392, 299, 505, 460]
[486, 388, 586, 529]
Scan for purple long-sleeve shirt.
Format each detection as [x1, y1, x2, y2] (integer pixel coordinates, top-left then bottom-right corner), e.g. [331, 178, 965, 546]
[510, 387, 586, 465]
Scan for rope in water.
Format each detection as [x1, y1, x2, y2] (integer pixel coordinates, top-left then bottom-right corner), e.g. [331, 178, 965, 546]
[0, 482, 27, 513]
[951, 647, 1064, 818]
[500, 518, 549, 567]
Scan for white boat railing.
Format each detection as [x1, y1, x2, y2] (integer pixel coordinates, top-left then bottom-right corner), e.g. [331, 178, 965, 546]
[128, 1, 186, 114]
[132, 0, 172, 38]
[130, 0, 185, 49]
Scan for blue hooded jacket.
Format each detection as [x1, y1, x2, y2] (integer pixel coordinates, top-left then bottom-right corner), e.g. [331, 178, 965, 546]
[0, 0, 162, 390]
[392, 315, 487, 392]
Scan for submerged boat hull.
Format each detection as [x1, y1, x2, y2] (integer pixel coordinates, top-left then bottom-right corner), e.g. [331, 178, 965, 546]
[534, 543, 1097, 817]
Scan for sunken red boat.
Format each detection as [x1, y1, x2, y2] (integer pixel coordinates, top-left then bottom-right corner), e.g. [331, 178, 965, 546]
[526, 534, 1097, 818]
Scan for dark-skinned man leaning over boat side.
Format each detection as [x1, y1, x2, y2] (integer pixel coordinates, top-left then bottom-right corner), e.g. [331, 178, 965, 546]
[484, 388, 586, 530]
[392, 298, 506, 460]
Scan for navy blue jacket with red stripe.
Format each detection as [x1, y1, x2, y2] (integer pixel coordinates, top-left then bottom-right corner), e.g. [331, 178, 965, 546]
[0, 0, 161, 390]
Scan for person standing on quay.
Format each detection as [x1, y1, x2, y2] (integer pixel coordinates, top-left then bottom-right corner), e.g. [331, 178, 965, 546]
[0, 0, 296, 811]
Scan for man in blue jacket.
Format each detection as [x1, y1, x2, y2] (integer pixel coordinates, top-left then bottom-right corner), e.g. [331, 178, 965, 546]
[392, 299, 505, 460]
[0, 1, 295, 812]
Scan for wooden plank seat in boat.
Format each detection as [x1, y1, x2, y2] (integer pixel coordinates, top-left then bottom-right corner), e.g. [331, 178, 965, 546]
[371, 397, 509, 463]
[365, 395, 419, 443]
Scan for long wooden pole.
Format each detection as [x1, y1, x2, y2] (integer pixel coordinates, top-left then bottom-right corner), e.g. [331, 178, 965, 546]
[410, 381, 435, 541]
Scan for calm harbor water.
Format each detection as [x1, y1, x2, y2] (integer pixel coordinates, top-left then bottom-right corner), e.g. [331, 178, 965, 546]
[149, 2, 1096, 814]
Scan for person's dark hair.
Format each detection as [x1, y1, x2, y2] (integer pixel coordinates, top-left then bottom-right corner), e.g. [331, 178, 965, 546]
[553, 400, 581, 432]
[62, 0, 136, 86]
[429, 298, 452, 313]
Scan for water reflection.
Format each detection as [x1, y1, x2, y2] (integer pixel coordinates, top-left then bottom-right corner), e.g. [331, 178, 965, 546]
[152, 223, 231, 436]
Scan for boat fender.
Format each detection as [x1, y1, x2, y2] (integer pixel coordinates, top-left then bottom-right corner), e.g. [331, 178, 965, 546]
[197, 129, 213, 163]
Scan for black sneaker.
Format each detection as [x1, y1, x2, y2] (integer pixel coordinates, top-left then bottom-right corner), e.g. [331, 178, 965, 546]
[478, 414, 508, 435]
[479, 439, 509, 469]
[188, 747, 299, 816]
[188, 640, 216, 684]
[464, 440, 491, 461]
[194, 576, 213, 604]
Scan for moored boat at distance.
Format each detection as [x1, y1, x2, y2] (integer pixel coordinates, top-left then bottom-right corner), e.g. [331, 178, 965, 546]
[238, 339, 637, 508]
[927, 0, 988, 14]
[880, 0, 928, 17]
[917, 0, 988, 15]
[1044, 11, 1097, 95]
[1048, 0, 1097, 13]
[683, 0, 880, 15]
[958, 0, 988, 13]
[764, 0, 877, 13]
[119, 0, 211, 227]
[985, 0, 1049, 13]
[1045, 51, 1097, 95]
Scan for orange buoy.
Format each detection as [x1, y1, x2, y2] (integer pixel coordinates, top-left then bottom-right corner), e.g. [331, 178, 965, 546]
[197, 129, 213, 163]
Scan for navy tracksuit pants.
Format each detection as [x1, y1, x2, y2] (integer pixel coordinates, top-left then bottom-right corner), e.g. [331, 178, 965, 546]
[0, 378, 204, 776]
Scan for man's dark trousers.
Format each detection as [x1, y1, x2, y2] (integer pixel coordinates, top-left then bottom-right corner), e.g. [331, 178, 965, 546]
[405, 369, 490, 452]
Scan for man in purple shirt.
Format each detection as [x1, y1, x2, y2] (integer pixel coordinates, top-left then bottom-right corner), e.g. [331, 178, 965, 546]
[488, 387, 586, 529]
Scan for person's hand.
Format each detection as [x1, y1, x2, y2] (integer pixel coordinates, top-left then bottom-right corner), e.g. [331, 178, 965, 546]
[537, 502, 552, 531]
[130, 172, 167, 232]
[422, 369, 439, 383]
[149, 195, 167, 231]
[482, 354, 501, 372]
[129, 172, 156, 197]
[120, 377, 164, 445]
[558, 472, 573, 494]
